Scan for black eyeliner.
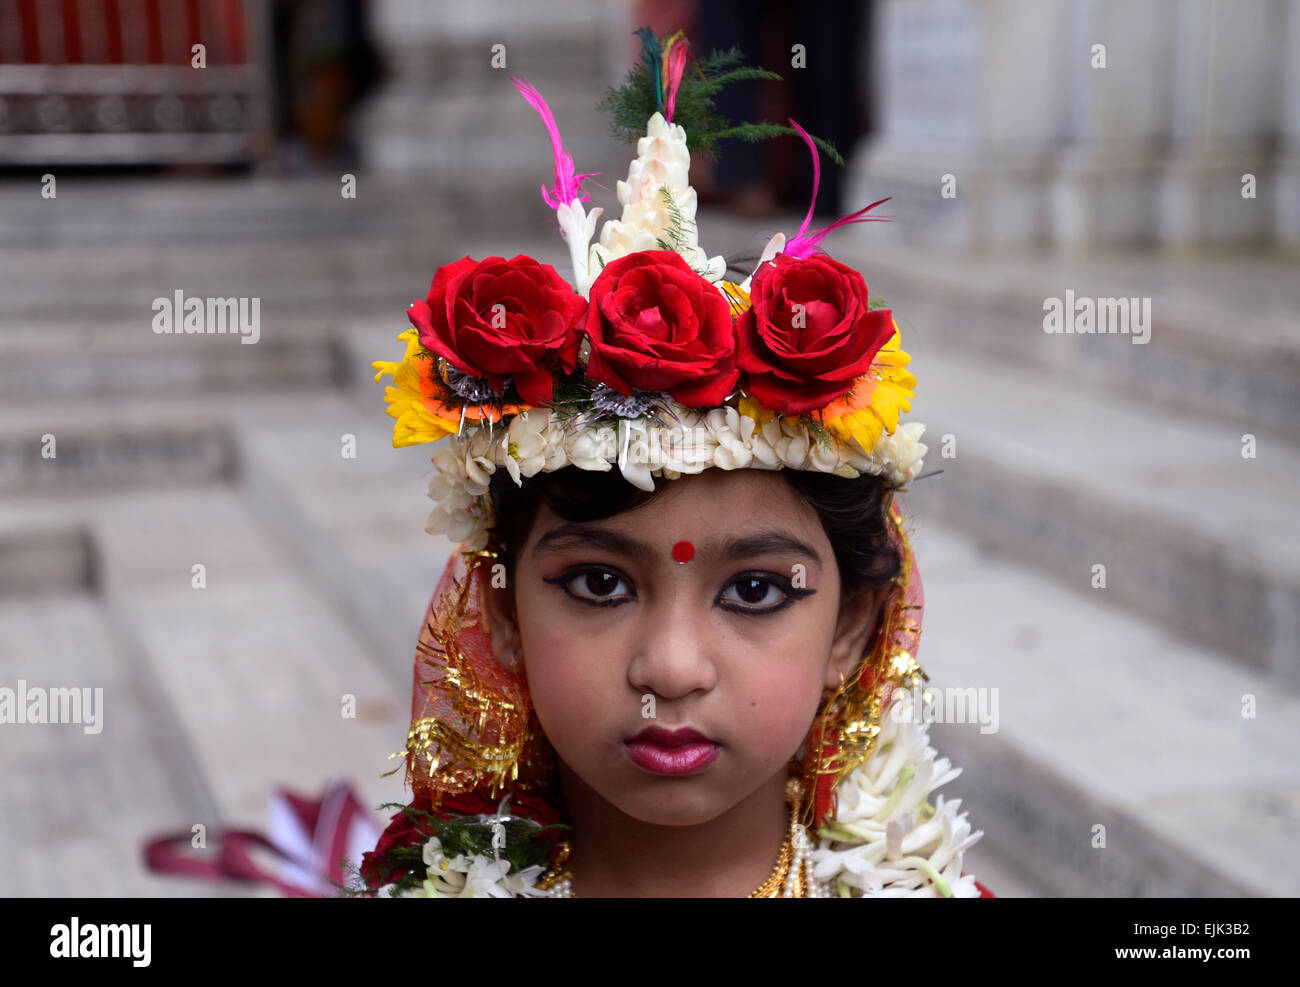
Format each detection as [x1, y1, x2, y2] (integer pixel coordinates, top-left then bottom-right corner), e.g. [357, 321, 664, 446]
[717, 571, 818, 616]
[541, 565, 817, 614]
[543, 565, 636, 608]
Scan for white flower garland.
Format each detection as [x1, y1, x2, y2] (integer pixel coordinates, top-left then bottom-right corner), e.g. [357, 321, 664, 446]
[424, 399, 928, 551]
[809, 685, 985, 898]
[376, 686, 982, 899]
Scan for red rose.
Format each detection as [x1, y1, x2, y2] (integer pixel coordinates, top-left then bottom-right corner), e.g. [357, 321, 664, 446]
[408, 254, 587, 406]
[360, 796, 435, 890]
[585, 250, 740, 407]
[359, 787, 565, 890]
[737, 253, 894, 414]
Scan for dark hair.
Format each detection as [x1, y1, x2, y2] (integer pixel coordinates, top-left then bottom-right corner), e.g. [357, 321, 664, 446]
[488, 466, 901, 599]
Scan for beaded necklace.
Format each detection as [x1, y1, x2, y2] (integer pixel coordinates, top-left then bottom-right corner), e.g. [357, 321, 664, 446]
[538, 779, 834, 898]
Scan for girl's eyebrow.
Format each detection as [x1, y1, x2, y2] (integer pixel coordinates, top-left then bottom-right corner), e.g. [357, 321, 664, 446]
[531, 523, 823, 569]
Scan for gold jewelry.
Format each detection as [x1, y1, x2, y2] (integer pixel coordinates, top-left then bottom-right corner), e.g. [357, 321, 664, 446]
[538, 776, 829, 897]
[747, 781, 801, 897]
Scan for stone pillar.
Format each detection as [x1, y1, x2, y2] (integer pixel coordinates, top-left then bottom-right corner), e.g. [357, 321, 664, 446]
[1276, 0, 1300, 248]
[1156, 0, 1288, 248]
[1048, 0, 1179, 249]
[355, 0, 632, 232]
[845, 0, 1070, 249]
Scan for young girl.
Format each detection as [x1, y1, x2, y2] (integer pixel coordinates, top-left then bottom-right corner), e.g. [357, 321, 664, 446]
[362, 32, 991, 898]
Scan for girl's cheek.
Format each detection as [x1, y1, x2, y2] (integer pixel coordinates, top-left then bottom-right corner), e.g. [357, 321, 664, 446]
[739, 664, 825, 751]
[524, 632, 610, 720]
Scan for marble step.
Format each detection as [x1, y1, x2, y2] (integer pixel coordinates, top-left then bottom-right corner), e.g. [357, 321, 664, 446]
[221, 388, 452, 686]
[0, 241, 425, 323]
[901, 516, 1300, 897]
[0, 383, 446, 670]
[0, 225, 557, 339]
[0, 402, 236, 495]
[0, 516, 91, 596]
[0, 590, 253, 896]
[896, 343, 1300, 684]
[0, 317, 350, 401]
[0, 176, 437, 249]
[0, 483, 412, 895]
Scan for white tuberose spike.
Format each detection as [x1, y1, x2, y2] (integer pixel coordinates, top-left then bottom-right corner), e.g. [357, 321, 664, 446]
[556, 200, 603, 299]
[588, 112, 727, 286]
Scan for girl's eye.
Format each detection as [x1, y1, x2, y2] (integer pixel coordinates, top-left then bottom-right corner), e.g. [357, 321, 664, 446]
[545, 567, 634, 607]
[720, 574, 793, 613]
[544, 568, 813, 614]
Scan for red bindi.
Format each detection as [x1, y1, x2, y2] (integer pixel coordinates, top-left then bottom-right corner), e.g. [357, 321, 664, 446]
[671, 540, 695, 563]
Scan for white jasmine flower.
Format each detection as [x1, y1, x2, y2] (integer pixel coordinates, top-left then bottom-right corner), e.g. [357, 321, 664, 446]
[808, 437, 840, 473]
[500, 411, 550, 485]
[460, 856, 514, 898]
[566, 428, 614, 472]
[501, 863, 551, 897]
[464, 454, 495, 492]
[777, 431, 810, 469]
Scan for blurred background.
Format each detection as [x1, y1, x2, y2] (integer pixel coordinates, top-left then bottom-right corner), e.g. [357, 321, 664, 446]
[0, 0, 1297, 897]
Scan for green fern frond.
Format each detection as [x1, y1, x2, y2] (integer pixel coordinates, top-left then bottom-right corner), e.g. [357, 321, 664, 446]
[655, 185, 695, 254]
[597, 35, 839, 165]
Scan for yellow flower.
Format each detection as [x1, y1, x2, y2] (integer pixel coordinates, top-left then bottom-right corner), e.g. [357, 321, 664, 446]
[371, 328, 531, 448]
[737, 393, 775, 426]
[817, 324, 916, 456]
[371, 329, 460, 448]
[717, 280, 752, 320]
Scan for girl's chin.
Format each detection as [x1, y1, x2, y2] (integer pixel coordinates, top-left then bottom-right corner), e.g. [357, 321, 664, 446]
[613, 799, 731, 828]
[600, 776, 749, 827]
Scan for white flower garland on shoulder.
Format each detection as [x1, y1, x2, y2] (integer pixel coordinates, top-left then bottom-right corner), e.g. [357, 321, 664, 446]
[377, 686, 983, 899]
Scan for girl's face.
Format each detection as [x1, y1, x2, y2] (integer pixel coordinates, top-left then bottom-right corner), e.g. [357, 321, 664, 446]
[483, 468, 885, 826]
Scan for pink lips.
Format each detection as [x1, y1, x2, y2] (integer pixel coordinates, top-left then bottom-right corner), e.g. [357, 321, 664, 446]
[623, 726, 721, 776]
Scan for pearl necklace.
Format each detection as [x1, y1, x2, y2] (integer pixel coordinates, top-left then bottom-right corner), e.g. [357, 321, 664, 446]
[541, 780, 834, 898]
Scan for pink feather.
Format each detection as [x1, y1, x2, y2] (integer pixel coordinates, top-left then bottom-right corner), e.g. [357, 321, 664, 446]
[512, 76, 598, 209]
[783, 117, 891, 259]
[663, 38, 690, 123]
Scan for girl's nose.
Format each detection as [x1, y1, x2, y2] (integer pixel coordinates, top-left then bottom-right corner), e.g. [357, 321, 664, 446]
[626, 592, 718, 701]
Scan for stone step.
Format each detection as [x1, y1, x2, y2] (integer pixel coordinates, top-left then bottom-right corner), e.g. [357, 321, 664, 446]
[0, 403, 236, 494]
[0, 176, 437, 249]
[0, 317, 349, 401]
[700, 209, 1300, 448]
[0, 516, 92, 596]
[896, 342, 1300, 684]
[220, 386, 451, 687]
[0, 590, 251, 896]
[0, 241, 424, 323]
[0, 224, 558, 324]
[82, 485, 410, 829]
[900, 515, 1300, 897]
[0, 483, 412, 894]
[0, 380, 448, 676]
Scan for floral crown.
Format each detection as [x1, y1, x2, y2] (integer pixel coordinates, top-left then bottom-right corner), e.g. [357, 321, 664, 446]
[373, 32, 927, 551]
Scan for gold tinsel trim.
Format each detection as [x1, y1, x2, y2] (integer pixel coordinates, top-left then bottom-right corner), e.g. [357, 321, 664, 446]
[798, 505, 927, 829]
[385, 547, 549, 802]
